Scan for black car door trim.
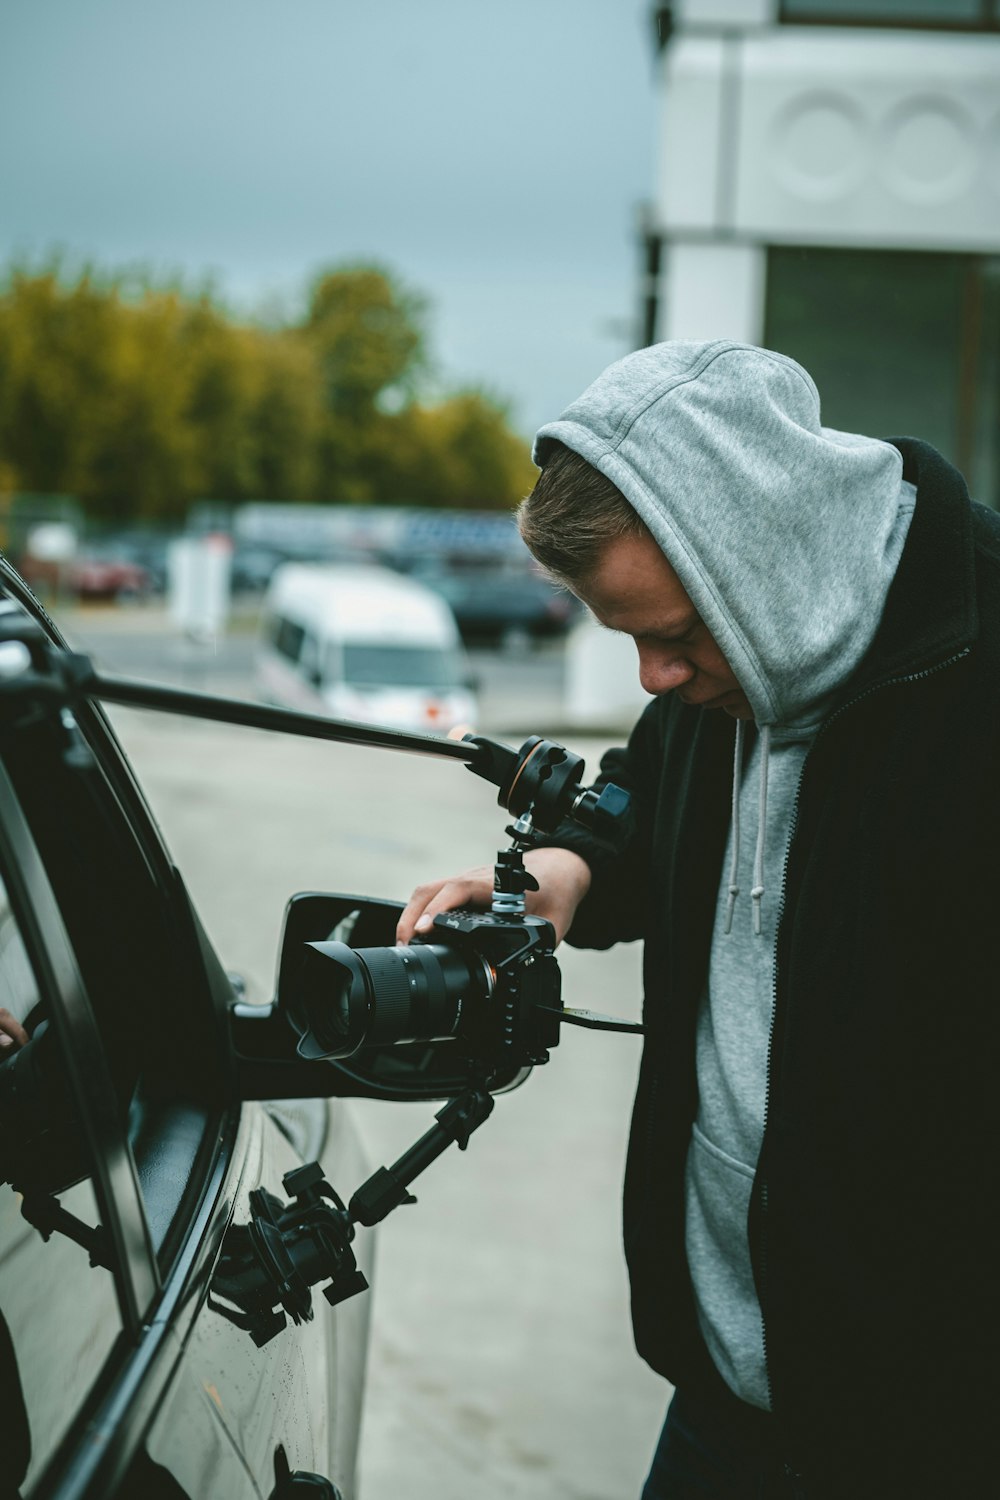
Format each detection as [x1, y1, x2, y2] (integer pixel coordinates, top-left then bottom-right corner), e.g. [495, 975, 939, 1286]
[0, 758, 159, 1329]
[0, 564, 178, 901]
[42, 1103, 245, 1500]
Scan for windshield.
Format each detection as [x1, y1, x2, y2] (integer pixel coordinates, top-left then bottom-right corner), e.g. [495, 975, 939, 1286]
[340, 644, 462, 690]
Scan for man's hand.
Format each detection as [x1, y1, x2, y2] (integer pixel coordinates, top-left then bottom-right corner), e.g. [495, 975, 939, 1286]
[0, 1008, 29, 1056]
[396, 846, 592, 948]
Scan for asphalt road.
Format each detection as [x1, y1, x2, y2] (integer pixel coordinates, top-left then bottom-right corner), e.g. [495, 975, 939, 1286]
[57, 604, 669, 1500]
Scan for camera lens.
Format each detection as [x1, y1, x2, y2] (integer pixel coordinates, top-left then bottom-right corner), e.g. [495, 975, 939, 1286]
[292, 939, 485, 1061]
[355, 943, 478, 1045]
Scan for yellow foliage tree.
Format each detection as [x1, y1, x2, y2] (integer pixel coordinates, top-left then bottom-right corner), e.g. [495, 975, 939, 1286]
[0, 259, 533, 520]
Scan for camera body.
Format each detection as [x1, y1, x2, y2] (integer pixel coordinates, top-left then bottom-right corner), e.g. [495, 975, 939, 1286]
[289, 904, 562, 1075]
[423, 906, 562, 1067]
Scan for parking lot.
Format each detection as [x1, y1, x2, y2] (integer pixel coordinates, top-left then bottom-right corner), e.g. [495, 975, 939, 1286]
[61, 605, 668, 1500]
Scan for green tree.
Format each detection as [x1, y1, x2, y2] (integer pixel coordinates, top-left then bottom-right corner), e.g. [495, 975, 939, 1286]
[249, 331, 325, 502]
[410, 390, 538, 508]
[303, 263, 426, 418]
[355, 390, 536, 509]
[84, 289, 203, 520]
[0, 268, 132, 499]
[0, 257, 534, 521]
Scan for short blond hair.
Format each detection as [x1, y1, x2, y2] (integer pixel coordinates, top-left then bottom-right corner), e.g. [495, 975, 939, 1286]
[517, 441, 646, 587]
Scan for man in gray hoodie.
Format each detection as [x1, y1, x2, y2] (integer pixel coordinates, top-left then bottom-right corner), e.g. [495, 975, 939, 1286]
[398, 341, 1000, 1498]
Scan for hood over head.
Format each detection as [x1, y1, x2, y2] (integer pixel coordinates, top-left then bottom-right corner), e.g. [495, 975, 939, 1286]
[533, 340, 906, 727]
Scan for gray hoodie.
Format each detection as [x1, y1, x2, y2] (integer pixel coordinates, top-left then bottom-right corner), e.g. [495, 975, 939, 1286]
[534, 340, 915, 1408]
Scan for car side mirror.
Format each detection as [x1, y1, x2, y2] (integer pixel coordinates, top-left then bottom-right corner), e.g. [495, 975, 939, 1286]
[231, 892, 531, 1103]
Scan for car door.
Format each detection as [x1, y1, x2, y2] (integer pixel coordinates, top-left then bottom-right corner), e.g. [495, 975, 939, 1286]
[137, 1095, 371, 1500]
[0, 843, 129, 1499]
[0, 576, 369, 1498]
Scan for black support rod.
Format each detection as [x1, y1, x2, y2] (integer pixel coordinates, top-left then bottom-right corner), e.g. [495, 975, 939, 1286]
[86, 669, 479, 764]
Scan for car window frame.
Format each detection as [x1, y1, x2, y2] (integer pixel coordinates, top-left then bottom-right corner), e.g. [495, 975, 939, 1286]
[0, 790, 245, 1500]
[0, 757, 159, 1330]
[0, 571, 255, 1497]
[0, 573, 244, 1264]
[0, 565, 178, 902]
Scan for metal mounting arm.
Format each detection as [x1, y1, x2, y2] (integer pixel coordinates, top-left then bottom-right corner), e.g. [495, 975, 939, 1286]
[208, 1085, 498, 1346]
[349, 1086, 495, 1228]
[0, 614, 478, 764]
[0, 616, 632, 845]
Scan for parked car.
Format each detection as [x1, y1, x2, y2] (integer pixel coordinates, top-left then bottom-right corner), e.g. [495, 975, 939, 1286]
[107, 535, 171, 595]
[230, 543, 288, 595]
[256, 563, 479, 734]
[0, 554, 525, 1498]
[406, 562, 580, 646]
[16, 547, 152, 604]
[65, 547, 154, 602]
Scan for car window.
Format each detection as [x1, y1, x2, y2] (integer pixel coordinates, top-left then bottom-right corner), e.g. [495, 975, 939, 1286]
[273, 615, 306, 663]
[0, 861, 124, 1496]
[300, 628, 321, 680]
[0, 586, 233, 1273]
[341, 642, 461, 689]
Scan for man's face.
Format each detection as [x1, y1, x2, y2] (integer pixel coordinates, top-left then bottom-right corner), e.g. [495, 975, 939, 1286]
[576, 530, 754, 720]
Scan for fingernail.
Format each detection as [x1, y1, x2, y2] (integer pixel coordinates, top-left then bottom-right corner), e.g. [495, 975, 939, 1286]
[416, 916, 432, 932]
[0, 1034, 11, 1047]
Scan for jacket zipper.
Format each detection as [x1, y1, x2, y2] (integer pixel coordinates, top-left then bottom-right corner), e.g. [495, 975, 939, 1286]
[756, 646, 970, 1417]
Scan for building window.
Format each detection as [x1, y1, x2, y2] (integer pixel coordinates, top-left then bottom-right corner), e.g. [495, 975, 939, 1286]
[764, 246, 1000, 508]
[780, 1, 999, 29]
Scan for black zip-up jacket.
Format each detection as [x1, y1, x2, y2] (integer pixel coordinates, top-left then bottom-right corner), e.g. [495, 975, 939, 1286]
[551, 441, 1000, 1497]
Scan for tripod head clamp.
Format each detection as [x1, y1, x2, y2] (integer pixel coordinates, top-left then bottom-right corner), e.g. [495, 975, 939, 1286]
[462, 733, 631, 849]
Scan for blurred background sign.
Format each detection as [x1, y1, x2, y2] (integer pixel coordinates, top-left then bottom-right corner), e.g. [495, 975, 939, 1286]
[25, 521, 76, 564]
[167, 533, 232, 642]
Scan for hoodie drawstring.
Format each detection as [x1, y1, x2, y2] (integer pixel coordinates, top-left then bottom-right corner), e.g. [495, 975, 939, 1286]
[724, 720, 770, 937]
[751, 724, 770, 936]
[723, 719, 745, 935]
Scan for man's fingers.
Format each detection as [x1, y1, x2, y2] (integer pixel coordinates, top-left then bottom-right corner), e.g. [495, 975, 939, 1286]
[396, 868, 493, 943]
[397, 881, 471, 943]
[412, 882, 473, 933]
[396, 879, 452, 944]
[395, 853, 589, 947]
[0, 1008, 29, 1053]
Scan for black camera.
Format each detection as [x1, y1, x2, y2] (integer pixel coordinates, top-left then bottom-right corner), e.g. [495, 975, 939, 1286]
[289, 906, 561, 1071]
[285, 733, 633, 1077]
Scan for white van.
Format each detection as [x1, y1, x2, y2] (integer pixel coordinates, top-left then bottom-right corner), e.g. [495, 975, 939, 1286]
[256, 563, 479, 734]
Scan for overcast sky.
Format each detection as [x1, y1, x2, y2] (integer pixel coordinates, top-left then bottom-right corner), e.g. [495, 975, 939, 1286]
[0, 0, 659, 439]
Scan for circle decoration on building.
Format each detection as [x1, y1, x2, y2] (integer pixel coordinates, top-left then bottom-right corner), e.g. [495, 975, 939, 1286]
[770, 91, 868, 204]
[880, 96, 976, 206]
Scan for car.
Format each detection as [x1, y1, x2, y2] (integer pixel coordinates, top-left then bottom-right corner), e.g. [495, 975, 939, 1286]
[404, 562, 581, 647]
[0, 557, 375, 1498]
[66, 548, 153, 602]
[230, 543, 288, 595]
[256, 563, 479, 734]
[0, 553, 535, 1499]
[17, 533, 178, 605]
[16, 548, 152, 605]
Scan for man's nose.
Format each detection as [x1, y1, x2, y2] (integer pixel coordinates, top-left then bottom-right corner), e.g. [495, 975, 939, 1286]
[636, 646, 695, 697]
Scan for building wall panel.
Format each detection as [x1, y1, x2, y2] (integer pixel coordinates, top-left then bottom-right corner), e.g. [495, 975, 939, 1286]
[733, 30, 1000, 249]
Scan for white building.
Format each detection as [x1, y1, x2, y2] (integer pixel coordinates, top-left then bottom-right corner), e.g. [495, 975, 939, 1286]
[646, 0, 1000, 505]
